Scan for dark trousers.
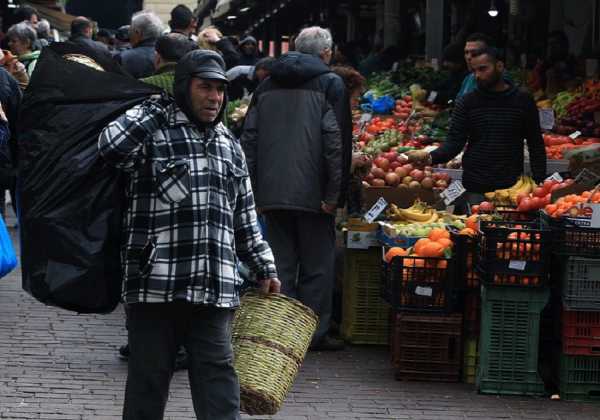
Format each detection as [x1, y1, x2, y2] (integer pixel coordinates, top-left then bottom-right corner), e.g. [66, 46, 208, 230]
[123, 302, 240, 420]
[263, 210, 335, 342]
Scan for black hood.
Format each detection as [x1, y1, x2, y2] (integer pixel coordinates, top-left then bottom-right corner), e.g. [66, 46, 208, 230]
[270, 52, 331, 87]
[174, 50, 228, 130]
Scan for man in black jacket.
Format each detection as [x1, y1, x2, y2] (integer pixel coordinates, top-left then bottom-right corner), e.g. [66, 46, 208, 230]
[408, 47, 546, 212]
[69, 17, 111, 57]
[117, 10, 163, 79]
[241, 26, 351, 351]
[0, 67, 21, 219]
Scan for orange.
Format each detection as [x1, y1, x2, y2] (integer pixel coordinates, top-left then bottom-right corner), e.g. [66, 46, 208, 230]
[428, 228, 450, 242]
[384, 247, 408, 263]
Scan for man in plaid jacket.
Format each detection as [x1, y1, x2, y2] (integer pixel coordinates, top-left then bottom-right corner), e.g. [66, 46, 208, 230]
[99, 49, 280, 420]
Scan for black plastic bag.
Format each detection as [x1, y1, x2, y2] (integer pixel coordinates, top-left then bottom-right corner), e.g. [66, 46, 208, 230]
[18, 45, 160, 313]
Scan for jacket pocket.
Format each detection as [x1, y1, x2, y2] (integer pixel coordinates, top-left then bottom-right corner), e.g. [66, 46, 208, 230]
[138, 237, 157, 278]
[155, 159, 191, 204]
[225, 162, 248, 207]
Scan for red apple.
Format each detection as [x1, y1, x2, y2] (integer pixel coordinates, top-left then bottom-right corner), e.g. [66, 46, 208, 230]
[409, 169, 425, 182]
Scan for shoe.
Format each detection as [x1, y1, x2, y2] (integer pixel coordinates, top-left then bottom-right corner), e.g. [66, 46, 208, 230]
[118, 344, 130, 361]
[175, 346, 189, 371]
[309, 335, 345, 352]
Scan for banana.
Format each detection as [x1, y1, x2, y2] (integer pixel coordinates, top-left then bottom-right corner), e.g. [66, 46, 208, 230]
[417, 211, 439, 224]
[397, 208, 435, 222]
[485, 192, 496, 201]
[508, 176, 535, 205]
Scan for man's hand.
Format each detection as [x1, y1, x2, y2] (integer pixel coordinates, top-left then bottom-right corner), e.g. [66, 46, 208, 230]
[406, 150, 432, 167]
[321, 201, 337, 215]
[257, 277, 281, 295]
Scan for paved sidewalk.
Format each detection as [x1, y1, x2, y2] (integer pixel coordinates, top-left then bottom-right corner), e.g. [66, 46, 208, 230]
[1, 228, 600, 419]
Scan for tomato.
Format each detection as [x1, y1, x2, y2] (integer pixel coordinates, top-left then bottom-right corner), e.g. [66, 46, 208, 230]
[479, 201, 495, 213]
[542, 179, 556, 193]
[530, 197, 542, 210]
[519, 198, 533, 212]
[533, 187, 547, 198]
[471, 205, 480, 214]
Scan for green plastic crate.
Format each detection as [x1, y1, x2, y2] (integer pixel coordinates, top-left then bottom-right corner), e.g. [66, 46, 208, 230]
[463, 336, 479, 384]
[341, 248, 390, 345]
[559, 354, 600, 402]
[477, 286, 549, 396]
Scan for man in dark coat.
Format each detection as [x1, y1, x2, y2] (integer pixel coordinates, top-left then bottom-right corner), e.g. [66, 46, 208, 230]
[0, 67, 21, 218]
[68, 17, 111, 57]
[241, 26, 352, 351]
[117, 10, 163, 79]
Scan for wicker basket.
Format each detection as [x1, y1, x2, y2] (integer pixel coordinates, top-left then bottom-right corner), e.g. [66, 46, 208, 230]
[232, 290, 318, 415]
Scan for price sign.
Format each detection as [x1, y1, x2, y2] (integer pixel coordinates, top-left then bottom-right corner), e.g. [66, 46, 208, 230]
[509, 260, 527, 271]
[427, 90, 438, 103]
[359, 113, 372, 125]
[415, 286, 433, 297]
[545, 172, 564, 183]
[439, 180, 466, 205]
[364, 197, 388, 223]
[575, 168, 600, 188]
[539, 109, 555, 131]
[569, 131, 582, 140]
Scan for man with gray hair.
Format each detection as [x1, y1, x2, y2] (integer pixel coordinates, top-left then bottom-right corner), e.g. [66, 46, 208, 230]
[241, 26, 352, 351]
[117, 10, 164, 78]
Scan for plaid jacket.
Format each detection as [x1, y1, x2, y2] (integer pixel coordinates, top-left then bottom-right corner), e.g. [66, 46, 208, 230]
[98, 97, 277, 307]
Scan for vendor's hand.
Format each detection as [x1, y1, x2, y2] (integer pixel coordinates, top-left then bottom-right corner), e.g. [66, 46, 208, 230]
[406, 150, 432, 167]
[321, 201, 337, 215]
[351, 153, 372, 173]
[258, 277, 281, 295]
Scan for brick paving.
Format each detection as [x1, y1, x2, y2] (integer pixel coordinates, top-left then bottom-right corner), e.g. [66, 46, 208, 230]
[1, 220, 600, 419]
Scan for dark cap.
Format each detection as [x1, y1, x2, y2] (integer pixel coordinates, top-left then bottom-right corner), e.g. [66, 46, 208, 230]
[240, 35, 257, 46]
[175, 49, 228, 84]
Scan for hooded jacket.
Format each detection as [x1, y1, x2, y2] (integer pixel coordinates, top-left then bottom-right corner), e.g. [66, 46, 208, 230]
[241, 52, 351, 213]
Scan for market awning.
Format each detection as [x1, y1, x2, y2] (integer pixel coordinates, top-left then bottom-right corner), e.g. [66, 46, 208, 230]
[23, 1, 77, 33]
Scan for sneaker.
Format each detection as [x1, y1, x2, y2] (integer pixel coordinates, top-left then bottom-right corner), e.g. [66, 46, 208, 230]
[309, 335, 345, 352]
[118, 344, 130, 361]
[175, 346, 189, 371]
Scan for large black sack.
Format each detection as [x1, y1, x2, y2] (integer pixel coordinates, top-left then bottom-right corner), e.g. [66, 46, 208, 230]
[18, 45, 160, 313]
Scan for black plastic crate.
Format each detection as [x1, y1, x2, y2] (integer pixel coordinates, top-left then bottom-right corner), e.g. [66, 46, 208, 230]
[477, 220, 552, 287]
[391, 313, 462, 382]
[541, 212, 600, 258]
[451, 233, 480, 290]
[382, 255, 455, 313]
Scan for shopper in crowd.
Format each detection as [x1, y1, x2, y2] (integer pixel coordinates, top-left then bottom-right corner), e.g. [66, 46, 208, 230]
[407, 47, 547, 213]
[0, 66, 21, 220]
[169, 4, 197, 39]
[237, 36, 261, 66]
[197, 26, 240, 69]
[114, 25, 132, 52]
[69, 17, 111, 57]
[431, 43, 469, 106]
[99, 49, 280, 419]
[241, 26, 352, 351]
[141, 33, 198, 96]
[96, 29, 115, 50]
[531, 30, 577, 95]
[6, 22, 40, 76]
[13, 5, 39, 26]
[226, 56, 275, 100]
[117, 10, 163, 78]
[36, 19, 52, 46]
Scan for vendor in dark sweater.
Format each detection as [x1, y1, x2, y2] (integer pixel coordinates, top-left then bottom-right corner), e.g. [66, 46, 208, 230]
[408, 47, 547, 210]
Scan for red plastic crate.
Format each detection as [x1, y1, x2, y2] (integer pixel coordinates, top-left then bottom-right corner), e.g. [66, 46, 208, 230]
[562, 309, 600, 356]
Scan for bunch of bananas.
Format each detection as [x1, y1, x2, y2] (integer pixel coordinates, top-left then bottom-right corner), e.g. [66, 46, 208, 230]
[484, 176, 536, 206]
[386, 201, 439, 223]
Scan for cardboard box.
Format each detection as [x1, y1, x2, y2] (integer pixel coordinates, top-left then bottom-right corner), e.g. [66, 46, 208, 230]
[344, 218, 379, 249]
[362, 186, 437, 210]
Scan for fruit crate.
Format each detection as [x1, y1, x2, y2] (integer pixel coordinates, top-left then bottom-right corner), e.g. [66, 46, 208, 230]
[463, 336, 479, 384]
[451, 233, 479, 289]
[477, 286, 549, 396]
[463, 290, 481, 337]
[562, 309, 600, 356]
[477, 220, 552, 287]
[382, 255, 455, 313]
[341, 248, 390, 345]
[558, 354, 600, 401]
[547, 216, 600, 258]
[561, 257, 600, 311]
[391, 312, 462, 382]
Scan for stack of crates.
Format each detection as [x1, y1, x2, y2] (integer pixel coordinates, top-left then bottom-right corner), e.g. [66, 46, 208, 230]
[475, 219, 552, 396]
[382, 251, 463, 382]
[341, 246, 390, 345]
[552, 223, 600, 402]
[452, 233, 481, 384]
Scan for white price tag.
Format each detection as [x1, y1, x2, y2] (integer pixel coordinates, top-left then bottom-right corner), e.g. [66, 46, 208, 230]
[539, 109, 555, 131]
[592, 204, 600, 228]
[545, 172, 563, 182]
[509, 260, 527, 271]
[569, 131, 582, 139]
[364, 197, 388, 223]
[415, 286, 433, 297]
[439, 180, 466, 205]
[427, 91, 438, 103]
[359, 113, 372, 125]
[575, 168, 600, 188]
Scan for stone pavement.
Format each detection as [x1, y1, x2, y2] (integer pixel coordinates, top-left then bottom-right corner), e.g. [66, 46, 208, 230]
[1, 226, 600, 419]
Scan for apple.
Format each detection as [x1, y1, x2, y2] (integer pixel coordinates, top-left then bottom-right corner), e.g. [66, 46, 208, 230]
[479, 201, 495, 213]
[395, 167, 409, 178]
[409, 169, 425, 182]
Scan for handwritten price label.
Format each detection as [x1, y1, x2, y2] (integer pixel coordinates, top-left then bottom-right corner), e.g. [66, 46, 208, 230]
[364, 197, 388, 223]
[440, 180, 466, 205]
[539, 109, 555, 131]
[545, 172, 563, 182]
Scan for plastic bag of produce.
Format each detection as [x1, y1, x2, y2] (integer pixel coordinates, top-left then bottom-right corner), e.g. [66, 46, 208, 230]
[371, 95, 395, 114]
[17, 44, 160, 313]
